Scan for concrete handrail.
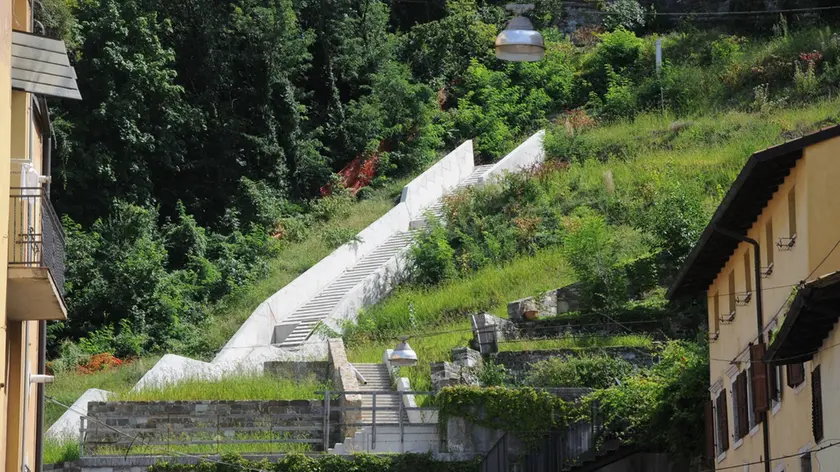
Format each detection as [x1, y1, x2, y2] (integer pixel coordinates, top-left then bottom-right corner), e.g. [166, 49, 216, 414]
[478, 130, 545, 184]
[400, 140, 474, 218]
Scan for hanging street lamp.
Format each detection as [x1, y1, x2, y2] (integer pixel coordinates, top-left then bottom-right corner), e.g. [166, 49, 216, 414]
[495, 3, 545, 62]
[389, 336, 419, 367]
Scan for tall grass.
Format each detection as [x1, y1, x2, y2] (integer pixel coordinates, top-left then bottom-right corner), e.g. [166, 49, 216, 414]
[346, 247, 573, 342]
[43, 439, 81, 464]
[497, 334, 654, 352]
[45, 356, 160, 428]
[117, 375, 326, 402]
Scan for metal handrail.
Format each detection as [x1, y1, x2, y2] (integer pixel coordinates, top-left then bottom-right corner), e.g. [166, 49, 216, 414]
[9, 187, 65, 294]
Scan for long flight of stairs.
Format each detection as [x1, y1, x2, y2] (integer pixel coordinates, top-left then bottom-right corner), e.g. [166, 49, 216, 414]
[274, 164, 494, 349]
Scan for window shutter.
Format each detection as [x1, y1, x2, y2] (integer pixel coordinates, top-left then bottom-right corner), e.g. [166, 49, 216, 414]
[717, 390, 729, 451]
[812, 366, 823, 442]
[705, 400, 715, 460]
[737, 372, 749, 438]
[751, 343, 769, 413]
[788, 363, 805, 387]
[728, 271, 737, 315]
[765, 219, 774, 265]
[788, 187, 797, 237]
[744, 251, 752, 294]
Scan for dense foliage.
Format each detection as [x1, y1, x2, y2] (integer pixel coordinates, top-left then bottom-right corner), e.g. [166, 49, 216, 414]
[43, 0, 840, 365]
[148, 453, 478, 472]
[523, 354, 634, 389]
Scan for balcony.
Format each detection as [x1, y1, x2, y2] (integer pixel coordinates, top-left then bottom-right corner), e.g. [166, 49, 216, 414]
[7, 187, 67, 321]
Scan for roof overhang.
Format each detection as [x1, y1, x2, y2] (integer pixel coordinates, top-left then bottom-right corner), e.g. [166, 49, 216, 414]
[11, 30, 81, 100]
[667, 124, 840, 299]
[764, 271, 840, 365]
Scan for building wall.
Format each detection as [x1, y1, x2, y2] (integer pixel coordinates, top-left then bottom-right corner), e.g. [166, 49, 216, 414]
[5, 1, 44, 471]
[0, 0, 11, 467]
[706, 135, 840, 471]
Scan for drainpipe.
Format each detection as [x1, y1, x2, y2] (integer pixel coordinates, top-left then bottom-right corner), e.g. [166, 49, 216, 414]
[21, 321, 32, 472]
[714, 227, 770, 472]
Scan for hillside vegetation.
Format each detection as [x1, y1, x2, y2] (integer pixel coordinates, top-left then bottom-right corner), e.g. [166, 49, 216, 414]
[44, 0, 840, 371]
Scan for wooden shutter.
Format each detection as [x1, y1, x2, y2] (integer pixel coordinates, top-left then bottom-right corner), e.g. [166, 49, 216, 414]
[765, 219, 774, 265]
[736, 372, 749, 438]
[788, 363, 805, 387]
[788, 187, 797, 237]
[716, 390, 729, 451]
[744, 251, 752, 294]
[728, 271, 736, 315]
[712, 292, 720, 334]
[751, 343, 769, 413]
[812, 366, 823, 442]
[705, 400, 715, 460]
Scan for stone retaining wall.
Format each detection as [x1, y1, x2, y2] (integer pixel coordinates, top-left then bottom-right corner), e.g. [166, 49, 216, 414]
[85, 399, 338, 452]
[492, 347, 656, 382]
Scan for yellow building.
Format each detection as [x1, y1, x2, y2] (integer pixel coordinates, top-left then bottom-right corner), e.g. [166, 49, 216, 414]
[2, 0, 80, 471]
[668, 125, 840, 471]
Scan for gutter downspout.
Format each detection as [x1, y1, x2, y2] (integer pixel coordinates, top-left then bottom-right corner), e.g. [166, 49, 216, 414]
[715, 227, 770, 472]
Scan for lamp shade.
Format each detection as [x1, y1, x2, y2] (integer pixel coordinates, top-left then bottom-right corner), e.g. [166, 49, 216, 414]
[390, 338, 418, 367]
[495, 15, 544, 62]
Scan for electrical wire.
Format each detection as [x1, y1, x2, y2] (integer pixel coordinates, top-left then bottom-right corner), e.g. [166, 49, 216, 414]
[700, 440, 840, 472]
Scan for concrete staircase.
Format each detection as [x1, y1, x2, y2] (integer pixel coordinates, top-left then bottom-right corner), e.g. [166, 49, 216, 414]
[353, 363, 405, 424]
[273, 231, 415, 348]
[274, 164, 494, 350]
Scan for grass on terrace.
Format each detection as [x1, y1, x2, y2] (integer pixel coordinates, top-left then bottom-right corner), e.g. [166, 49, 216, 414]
[116, 375, 326, 402]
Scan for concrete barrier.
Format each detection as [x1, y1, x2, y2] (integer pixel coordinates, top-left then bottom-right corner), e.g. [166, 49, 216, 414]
[401, 141, 474, 218]
[46, 388, 112, 441]
[479, 130, 545, 184]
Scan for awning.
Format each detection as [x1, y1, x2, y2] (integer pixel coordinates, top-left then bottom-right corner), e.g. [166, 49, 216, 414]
[764, 271, 840, 365]
[11, 30, 81, 100]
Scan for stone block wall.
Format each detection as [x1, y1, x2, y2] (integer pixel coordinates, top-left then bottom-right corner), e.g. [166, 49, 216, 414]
[327, 338, 362, 436]
[507, 282, 584, 323]
[492, 347, 656, 383]
[85, 399, 337, 452]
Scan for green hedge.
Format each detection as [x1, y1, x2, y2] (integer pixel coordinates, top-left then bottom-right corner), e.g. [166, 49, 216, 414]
[148, 453, 478, 472]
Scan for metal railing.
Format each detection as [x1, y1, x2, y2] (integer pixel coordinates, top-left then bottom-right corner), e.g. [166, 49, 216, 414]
[78, 391, 441, 457]
[320, 390, 441, 453]
[9, 187, 65, 294]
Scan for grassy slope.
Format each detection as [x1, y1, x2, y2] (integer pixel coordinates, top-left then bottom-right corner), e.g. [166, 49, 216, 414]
[345, 96, 840, 391]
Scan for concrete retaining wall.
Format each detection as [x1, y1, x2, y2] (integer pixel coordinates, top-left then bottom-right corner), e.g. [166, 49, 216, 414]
[400, 140, 474, 218]
[479, 130, 545, 184]
[265, 360, 330, 383]
[46, 388, 112, 441]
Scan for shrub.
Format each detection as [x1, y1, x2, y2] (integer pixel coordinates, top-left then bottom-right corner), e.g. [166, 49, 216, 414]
[524, 355, 633, 389]
[475, 360, 508, 387]
[409, 221, 457, 286]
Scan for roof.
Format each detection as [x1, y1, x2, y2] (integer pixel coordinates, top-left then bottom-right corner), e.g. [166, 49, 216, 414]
[667, 124, 840, 299]
[764, 270, 840, 365]
[11, 30, 81, 100]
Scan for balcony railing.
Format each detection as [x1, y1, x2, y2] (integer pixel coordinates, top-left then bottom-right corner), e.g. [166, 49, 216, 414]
[10, 187, 66, 295]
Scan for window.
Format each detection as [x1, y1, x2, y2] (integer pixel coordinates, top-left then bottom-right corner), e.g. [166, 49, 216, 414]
[765, 219, 774, 267]
[788, 363, 806, 388]
[769, 364, 783, 406]
[812, 366, 823, 442]
[728, 271, 736, 319]
[801, 452, 812, 472]
[715, 389, 730, 454]
[788, 186, 797, 238]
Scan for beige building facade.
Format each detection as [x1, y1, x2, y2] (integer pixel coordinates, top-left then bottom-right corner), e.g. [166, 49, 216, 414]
[2, 0, 79, 471]
[669, 125, 840, 472]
